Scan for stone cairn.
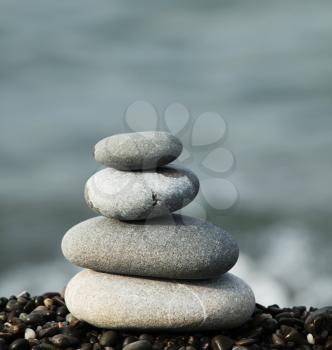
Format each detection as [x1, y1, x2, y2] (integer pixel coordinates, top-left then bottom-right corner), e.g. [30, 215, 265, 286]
[62, 131, 255, 331]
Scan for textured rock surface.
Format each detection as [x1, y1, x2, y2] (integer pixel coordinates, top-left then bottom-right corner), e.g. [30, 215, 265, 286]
[61, 215, 239, 279]
[65, 270, 255, 330]
[84, 166, 199, 220]
[94, 132, 183, 170]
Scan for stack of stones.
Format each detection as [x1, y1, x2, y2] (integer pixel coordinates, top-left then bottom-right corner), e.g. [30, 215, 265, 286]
[62, 131, 255, 331]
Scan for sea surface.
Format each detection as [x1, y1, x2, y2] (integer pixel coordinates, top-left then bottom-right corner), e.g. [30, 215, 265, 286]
[1, 0, 332, 306]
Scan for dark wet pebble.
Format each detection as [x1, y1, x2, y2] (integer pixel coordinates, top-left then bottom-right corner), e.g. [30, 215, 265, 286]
[8, 339, 29, 350]
[25, 312, 45, 326]
[123, 337, 139, 347]
[281, 326, 305, 344]
[52, 296, 66, 306]
[2, 294, 332, 350]
[137, 334, 154, 344]
[6, 301, 20, 313]
[80, 343, 93, 350]
[99, 330, 119, 347]
[235, 338, 257, 346]
[305, 307, 332, 336]
[262, 317, 278, 331]
[23, 301, 36, 314]
[123, 340, 152, 350]
[50, 334, 79, 348]
[37, 324, 59, 338]
[56, 306, 68, 317]
[211, 335, 234, 350]
[0, 298, 9, 309]
[34, 297, 44, 307]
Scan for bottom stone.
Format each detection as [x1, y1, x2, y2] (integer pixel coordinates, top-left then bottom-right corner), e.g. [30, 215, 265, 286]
[65, 269, 255, 330]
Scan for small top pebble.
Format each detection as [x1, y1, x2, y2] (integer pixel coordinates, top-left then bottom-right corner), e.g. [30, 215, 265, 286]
[94, 131, 183, 170]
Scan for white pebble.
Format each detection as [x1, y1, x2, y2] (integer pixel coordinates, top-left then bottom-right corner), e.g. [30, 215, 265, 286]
[25, 328, 36, 340]
[307, 333, 315, 345]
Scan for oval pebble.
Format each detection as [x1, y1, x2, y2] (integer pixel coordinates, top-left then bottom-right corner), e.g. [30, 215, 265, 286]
[85, 166, 199, 220]
[9, 340, 29, 350]
[123, 340, 152, 350]
[94, 131, 183, 170]
[62, 215, 239, 279]
[24, 328, 36, 340]
[99, 331, 119, 347]
[65, 270, 255, 330]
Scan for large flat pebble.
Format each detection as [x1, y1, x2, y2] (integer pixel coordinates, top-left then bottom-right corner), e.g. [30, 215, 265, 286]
[94, 132, 183, 170]
[62, 215, 239, 279]
[65, 270, 255, 330]
[85, 167, 199, 220]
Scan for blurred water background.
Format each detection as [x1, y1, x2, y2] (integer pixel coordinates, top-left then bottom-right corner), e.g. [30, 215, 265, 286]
[1, 0, 332, 307]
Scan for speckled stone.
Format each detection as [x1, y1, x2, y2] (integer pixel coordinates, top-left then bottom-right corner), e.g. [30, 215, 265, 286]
[65, 270, 255, 330]
[94, 132, 183, 170]
[84, 166, 199, 221]
[61, 215, 239, 279]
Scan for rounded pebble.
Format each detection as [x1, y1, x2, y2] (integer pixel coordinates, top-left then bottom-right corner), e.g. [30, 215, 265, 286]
[94, 132, 183, 170]
[211, 335, 234, 350]
[62, 215, 239, 279]
[85, 166, 199, 220]
[99, 331, 119, 347]
[9, 340, 29, 350]
[65, 270, 255, 330]
[50, 334, 79, 348]
[123, 340, 152, 350]
[307, 333, 315, 345]
[24, 328, 36, 340]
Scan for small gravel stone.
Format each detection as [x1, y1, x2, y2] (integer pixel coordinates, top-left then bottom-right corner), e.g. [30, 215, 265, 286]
[123, 337, 138, 347]
[50, 334, 79, 348]
[24, 328, 36, 340]
[138, 334, 154, 344]
[43, 299, 53, 308]
[25, 312, 44, 326]
[99, 331, 119, 347]
[307, 333, 315, 344]
[123, 340, 152, 350]
[234, 338, 257, 346]
[9, 340, 29, 350]
[211, 335, 234, 350]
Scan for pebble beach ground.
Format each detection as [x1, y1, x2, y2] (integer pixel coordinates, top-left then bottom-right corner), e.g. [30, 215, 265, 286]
[0, 292, 332, 350]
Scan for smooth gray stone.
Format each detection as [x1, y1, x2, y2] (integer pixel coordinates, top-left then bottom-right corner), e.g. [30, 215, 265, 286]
[94, 132, 183, 170]
[61, 215, 239, 279]
[84, 166, 199, 220]
[65, 270, 255, 330]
